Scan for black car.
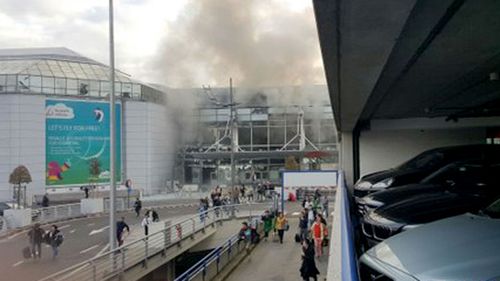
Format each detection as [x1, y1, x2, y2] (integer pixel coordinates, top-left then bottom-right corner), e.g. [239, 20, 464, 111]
[353, 144, 500, 200]
[0, 202, 11, 216]
[361, 192, 500, 246]
[357, 161, 500, 215]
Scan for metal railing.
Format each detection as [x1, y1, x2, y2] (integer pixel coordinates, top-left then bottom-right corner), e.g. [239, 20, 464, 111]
[175, 234, 244, 281]
[0, 197, 199, 233]
[327, 171, 359, 281]
[32, 203, 82, 225]
[39, 202, 270, 281]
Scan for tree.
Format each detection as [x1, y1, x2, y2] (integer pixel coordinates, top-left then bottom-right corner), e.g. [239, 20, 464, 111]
[88, 158, 101, 198]
[89, 158, 101, 182]
[9, 165, 32, 208]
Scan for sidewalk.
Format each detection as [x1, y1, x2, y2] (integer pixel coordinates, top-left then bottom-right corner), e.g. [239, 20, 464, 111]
[226, 217, 330, 281]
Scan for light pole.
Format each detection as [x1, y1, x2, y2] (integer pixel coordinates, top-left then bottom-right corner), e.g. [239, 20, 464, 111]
[229, 78, 235, 189]
[108, 0, 117, 251]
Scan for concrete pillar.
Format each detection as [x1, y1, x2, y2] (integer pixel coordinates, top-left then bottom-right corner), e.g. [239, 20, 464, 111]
[339, 132, 354, 186]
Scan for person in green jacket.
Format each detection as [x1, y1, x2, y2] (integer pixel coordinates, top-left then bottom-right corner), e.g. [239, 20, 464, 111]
[261, 210, 274, 241]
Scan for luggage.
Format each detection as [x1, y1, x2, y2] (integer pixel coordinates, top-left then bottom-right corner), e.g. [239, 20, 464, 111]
[22, 246, 32, 259]
[294, 233, 301, 243]
[322, 237, 329, 247]
[56, 233, 64, 246]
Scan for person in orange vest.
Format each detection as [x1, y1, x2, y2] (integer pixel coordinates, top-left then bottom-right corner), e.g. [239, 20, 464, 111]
[310, 215, 325, 257]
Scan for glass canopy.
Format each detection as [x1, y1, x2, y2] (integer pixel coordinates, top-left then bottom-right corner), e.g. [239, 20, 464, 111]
[0, 48, 163, 103]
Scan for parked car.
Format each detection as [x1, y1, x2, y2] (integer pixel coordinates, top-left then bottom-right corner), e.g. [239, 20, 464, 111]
[0, 202, 11, 216]
[359, 200, 500, 281]
[353, 144, 500, 200]
[357, 161, 500, 215]
[361, 192, 500, 245]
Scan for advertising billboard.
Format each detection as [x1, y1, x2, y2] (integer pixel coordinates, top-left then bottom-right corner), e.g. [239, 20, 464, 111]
[45, 99, 121, 187]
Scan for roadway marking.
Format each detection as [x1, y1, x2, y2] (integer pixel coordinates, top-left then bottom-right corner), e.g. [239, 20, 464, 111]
[292, 212, 301, 216]
[87, 223, 95, 227]
[95, 243, 109, 257]
[69, 229, 76, 234]
[59, 224, 71, 230]
[12, 260, 24, 267]
[89, 226, 109, 236]
[80, 244, 100, 254]
[7, 230, 28, 240]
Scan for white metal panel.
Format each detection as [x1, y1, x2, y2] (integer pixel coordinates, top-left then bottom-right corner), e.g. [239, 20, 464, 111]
[283, 171, 338, 187]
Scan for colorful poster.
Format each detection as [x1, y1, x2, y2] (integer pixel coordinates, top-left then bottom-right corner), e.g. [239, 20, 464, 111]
[45, 99, 121, 187]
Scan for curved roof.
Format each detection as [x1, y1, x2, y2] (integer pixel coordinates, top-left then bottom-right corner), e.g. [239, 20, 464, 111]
[0, 47, 135, 83]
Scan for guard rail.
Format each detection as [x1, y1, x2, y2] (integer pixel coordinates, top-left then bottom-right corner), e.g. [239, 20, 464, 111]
[39, 202, 271, 281]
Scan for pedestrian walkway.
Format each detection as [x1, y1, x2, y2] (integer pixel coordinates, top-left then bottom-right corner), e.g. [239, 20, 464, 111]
[226, 217, 330, 281]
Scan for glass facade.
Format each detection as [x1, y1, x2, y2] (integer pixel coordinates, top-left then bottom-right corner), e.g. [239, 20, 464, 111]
[0, 52, 164, 103]
[192, 105, 336, 151]
[183, 103, 337, 187]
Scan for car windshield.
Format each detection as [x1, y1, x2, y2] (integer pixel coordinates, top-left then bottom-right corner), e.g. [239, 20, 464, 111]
[397, 151, 445, 170]
[421, 163, 494, 187]
[484, 198, 500, 218]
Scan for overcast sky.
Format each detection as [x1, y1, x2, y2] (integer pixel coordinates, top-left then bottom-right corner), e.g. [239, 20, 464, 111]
[0, 0, 325, 87]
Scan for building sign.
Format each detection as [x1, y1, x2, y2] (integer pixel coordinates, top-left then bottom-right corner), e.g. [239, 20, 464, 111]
[45, 99, 121, 187]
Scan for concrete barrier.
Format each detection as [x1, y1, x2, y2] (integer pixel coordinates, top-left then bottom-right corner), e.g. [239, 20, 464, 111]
[80, 198, 104, 214]
[3, 208, 32, 228]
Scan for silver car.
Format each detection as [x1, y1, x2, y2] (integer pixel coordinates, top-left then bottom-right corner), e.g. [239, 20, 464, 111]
[359, 199, 500, 281]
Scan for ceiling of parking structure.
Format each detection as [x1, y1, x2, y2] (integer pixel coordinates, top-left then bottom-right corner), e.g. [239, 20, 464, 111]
[314, 0, 500, 131]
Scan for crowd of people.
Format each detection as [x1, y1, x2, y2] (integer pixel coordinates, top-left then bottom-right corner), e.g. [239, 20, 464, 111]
[197, 184, 274, 222]
[235, 188, 330, 281]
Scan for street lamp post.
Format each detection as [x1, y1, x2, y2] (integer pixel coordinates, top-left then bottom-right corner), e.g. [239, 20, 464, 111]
[229, 78, 235, 189]
[108, 0, 117, 251]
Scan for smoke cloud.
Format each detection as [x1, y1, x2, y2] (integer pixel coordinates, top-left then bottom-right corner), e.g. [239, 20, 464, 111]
[152, 0, 325, 88]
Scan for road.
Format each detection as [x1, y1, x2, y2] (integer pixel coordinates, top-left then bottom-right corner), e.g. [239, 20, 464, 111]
[0, 203, 199, 281]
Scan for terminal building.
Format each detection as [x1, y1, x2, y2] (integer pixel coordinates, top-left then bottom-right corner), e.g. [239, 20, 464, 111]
[0, 47, 175, 203]
[0, 47, 338, 203]
[171, 85, 338, 188]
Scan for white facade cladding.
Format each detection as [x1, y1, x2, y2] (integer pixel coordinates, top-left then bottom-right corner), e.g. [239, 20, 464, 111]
[123, 101, 175, 196]
[0, 95, 174, 202]
[0, 47, 174, 203]
[0, 94, 46, 204]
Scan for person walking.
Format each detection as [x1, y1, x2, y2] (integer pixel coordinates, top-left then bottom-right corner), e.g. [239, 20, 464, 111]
[232, 186, 240, 205]
[27, 223, 44, 259]
[42, 193, 50, 207]
[307, 207, 315, 229]
[116, 217, 130, 247]
[261, 210, 274, 241]
[311, 216, 325, 257]
[134, 198, 142, 217]
[47, 225, 63, 259]
[275, 212, 288, 244]
[300, 238, 320, 281]
[152, 209, 159, 222]
[141, 214, 151, 236]
[199, 199, 207, 223]
[321, 195, 329, 218]
[238, 222, 252, 251]
[299, 210, 309, 242]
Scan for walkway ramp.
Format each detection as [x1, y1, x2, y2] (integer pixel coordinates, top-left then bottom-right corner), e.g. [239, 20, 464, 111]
[225, 217, 331, 281]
